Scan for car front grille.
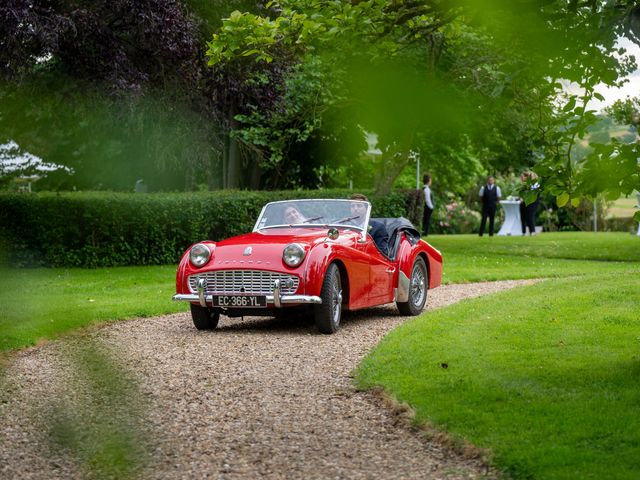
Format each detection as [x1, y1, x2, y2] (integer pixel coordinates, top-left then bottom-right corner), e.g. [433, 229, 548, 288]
[188, 270, 300, 295]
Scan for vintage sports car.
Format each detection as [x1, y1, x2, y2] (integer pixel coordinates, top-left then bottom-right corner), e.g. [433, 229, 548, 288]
[173, 199, 442, 334]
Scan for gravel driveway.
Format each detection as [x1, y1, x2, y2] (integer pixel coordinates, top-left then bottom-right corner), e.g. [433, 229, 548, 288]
[1, 280, 535, 480]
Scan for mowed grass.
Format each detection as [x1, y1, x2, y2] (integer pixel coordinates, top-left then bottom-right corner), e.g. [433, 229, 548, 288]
[356, 233, 640, 479]
[426, 232, 640, 283]
[0, 266, 187, 352]
[2, 232, 639, 478]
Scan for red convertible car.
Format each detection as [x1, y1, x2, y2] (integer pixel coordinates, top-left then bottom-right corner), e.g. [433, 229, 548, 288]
[173, 199, 442, 334]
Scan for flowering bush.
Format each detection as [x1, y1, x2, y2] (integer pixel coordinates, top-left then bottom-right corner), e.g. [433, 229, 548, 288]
[432, 201, 481, 234]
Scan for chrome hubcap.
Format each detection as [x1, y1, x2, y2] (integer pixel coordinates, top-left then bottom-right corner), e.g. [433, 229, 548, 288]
[332, 275, 342, 325]
[411, 264, 426, 307]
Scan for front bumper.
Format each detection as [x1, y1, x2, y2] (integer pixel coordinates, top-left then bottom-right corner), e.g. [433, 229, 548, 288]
[172, 278, 322, 308]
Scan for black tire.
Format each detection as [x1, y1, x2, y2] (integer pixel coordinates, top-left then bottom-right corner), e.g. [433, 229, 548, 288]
[190, 304, 220, 330]
[397, 257, 428, 316]
[314, 263, 343, 334]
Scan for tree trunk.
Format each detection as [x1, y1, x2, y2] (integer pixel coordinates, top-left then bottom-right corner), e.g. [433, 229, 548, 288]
[374, 149, 411, 195]
[226, 107, 242, 188]
[248, 156, 262, 189]
[374, 125, 416, 195]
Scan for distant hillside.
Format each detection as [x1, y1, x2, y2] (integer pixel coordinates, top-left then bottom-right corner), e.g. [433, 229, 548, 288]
[573, 115, 638, 159]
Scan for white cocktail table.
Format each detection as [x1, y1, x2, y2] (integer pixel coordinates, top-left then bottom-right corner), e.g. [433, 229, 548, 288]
[497, 200, 523, 236]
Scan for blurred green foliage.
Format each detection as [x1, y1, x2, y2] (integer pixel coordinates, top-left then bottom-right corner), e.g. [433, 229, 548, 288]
[207, 0, 640, 201]
[1, 0, 640, 208]
[47, 341, 151, 479]
[0, 189, 422, 267]
[0, 73, 220, 191]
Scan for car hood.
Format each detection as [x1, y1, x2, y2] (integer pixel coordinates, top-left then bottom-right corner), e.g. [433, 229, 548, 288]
[206, 227, 359, 269]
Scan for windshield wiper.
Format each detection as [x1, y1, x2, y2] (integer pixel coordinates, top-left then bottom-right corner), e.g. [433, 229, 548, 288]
[302, 216, 325, 223]
[335, 215, 361, 224]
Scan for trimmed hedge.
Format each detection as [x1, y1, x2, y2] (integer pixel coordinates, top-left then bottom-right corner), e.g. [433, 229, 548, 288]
[0, 189, 423, 267]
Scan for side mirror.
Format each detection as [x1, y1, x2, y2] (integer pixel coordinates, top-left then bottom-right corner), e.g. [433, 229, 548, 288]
[327, 228, 339, 240]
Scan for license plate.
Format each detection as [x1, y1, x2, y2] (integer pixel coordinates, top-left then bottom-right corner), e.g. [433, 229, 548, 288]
[212, 295, 267, 308]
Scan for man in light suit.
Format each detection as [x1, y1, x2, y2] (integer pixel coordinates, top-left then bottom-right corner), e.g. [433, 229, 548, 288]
[422, 174, 434, 236]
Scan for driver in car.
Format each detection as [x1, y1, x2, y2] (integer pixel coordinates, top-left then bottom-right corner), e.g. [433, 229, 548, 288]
[350, 193, 389, 256]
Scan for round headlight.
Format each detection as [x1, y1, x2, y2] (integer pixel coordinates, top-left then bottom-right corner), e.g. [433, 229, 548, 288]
[189, 243, 211, 267]
[283, 243, 305, 267]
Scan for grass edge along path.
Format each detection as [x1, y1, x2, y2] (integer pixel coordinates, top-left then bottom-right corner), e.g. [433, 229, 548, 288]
[0, 265, 186, 352]
[355, 272, 640, 480]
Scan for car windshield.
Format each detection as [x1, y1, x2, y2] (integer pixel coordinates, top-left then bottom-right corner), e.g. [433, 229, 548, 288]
[253, 199, 370, 231]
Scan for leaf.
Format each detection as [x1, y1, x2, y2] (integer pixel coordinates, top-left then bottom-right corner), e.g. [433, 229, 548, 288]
[593, 92, 605, 101]
[556, 192, 570, 207]
[571, 197, 580, 208]
[563, 97, 576, 112]
[605, 189, 621, 202]
[524, 190, 538, 206]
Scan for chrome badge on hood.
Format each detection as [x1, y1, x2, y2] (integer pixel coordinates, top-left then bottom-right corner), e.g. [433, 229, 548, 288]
[243, 246, 253, 256]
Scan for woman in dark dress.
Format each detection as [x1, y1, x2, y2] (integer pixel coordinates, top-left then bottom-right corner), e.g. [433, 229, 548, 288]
[520, 171, 540, 235]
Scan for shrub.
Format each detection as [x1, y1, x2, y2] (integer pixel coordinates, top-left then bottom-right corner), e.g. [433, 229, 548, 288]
[0, 189, 419, 267]
[431, 201, 480, 234]
[604, 216, 636, 233]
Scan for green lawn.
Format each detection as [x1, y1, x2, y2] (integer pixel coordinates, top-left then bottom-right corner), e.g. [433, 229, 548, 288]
[356, 232, 640, 479]
[3, 232, 640, 478]
[0, 266, 187, 351]
[426, 232, 640, 283]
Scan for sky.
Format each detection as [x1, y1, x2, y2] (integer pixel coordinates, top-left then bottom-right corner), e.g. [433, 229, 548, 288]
[587, 37, 640, 112]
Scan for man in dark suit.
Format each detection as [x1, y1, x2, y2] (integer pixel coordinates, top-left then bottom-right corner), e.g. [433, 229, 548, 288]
[479, 175, 501, 237]
[350, 193, 389, 255]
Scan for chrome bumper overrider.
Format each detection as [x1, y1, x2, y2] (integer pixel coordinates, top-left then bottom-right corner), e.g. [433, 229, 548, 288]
[172, 278, 321, 308]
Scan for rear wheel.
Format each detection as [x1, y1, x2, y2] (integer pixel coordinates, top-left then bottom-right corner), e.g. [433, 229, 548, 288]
[397, 257, 428, 316]
[190, 304, 220, 330]
[314, 263, 343, 334]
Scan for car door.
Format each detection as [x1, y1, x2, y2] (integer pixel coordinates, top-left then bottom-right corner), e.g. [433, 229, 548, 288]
[361, 234, 395, 304]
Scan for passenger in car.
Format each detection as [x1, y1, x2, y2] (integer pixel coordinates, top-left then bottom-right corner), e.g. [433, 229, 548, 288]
[282, 205, 306, 224]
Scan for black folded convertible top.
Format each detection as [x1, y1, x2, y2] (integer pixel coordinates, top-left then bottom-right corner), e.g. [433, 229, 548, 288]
[371, 217, 421, 259]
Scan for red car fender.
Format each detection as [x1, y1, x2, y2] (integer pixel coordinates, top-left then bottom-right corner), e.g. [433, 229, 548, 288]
[395, 236, 443, 290]
[302, 240, 341, 297]
[424, 241, 443, 289]
[176, 250, 190, 293]
[176, 241, 216, 294]
[395, 238, 414, 283]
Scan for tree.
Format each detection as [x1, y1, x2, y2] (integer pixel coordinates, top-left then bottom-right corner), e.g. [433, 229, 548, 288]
[2, 0, 639, 199]
[0, 0, 259, 190]
[206, 0, 640, 202]
[206, 1, 474, 193]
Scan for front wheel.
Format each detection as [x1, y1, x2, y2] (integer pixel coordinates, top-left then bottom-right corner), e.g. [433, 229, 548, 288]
[397, 257, 428, 316]
[190, 304, 220, 330]
[314, 263, 343, 334]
